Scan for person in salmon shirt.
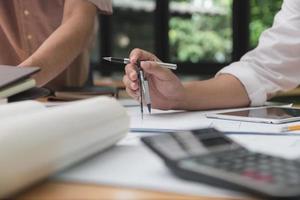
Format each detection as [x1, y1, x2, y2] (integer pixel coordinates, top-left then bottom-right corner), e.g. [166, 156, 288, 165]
[0, 0, 112, 90]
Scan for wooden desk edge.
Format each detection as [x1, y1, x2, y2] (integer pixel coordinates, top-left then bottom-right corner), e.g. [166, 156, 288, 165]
[17, 181, 245, 200]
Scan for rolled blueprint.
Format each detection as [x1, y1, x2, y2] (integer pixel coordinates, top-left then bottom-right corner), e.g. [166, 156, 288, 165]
[0, 97, 129, 198]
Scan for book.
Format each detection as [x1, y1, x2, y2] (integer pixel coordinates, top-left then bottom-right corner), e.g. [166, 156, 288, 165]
[0, 97, 129, 198]
[0, 65, 39, 89]
[0, 78, 36, 99]
[8, 87, 51, 102]
[0, 65, 40, 99]
[49, 86, 118, 101]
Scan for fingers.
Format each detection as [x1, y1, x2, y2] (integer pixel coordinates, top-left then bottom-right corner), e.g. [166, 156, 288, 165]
[124, 62, 140, 100]
[129, 48, 159, 64]
[123, 73, 138, 90]
[140, 61, 173, 81]
[126, 87, 139, 101]
[129, 48, 173, 81]
[125, 64, 138, 82]
[123, 74, 139, 99]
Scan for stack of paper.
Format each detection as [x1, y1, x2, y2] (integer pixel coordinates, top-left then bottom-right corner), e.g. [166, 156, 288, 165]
[0, 97, 129, 198]
[0, 65, 40, 100]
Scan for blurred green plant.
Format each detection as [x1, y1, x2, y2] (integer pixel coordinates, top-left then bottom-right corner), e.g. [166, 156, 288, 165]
[169, 0, 283, 63]
[169, 0, 232, 63]
[250, 0, 283, 47]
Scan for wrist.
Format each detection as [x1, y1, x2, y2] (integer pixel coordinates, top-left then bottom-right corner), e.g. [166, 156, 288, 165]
[169, 83, 189, 110]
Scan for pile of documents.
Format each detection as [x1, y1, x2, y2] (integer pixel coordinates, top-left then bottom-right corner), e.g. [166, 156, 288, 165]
[0, 65, 40, 101]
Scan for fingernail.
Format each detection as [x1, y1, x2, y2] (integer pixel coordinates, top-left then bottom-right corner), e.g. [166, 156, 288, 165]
[130, 56, 137, 63]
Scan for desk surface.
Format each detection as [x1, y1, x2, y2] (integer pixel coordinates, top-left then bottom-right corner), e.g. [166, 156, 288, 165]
[17, 181, 234, 200]
[18, 83, 260, 200]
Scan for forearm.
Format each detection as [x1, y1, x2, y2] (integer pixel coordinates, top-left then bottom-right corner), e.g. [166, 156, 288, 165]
[180, 74, 250, 110]
[19, 2, 97, 86]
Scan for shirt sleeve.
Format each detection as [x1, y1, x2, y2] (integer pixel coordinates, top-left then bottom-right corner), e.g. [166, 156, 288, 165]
[216, 0, 300, 106]
[87, 0, 112, 15]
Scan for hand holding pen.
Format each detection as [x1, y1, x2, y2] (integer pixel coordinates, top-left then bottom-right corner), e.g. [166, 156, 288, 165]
[121, 49, 186, 111]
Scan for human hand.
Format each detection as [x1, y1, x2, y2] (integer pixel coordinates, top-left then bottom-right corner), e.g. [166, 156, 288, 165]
[123, 48, 186, 110]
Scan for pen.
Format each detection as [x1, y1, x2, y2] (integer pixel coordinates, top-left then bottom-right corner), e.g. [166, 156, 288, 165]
[281, 125, 300, 132]
[137, 60, 144, 119]
[140, 69, 151, 114]
[103, 57, 177, 70]
[103, 56, 177, 119]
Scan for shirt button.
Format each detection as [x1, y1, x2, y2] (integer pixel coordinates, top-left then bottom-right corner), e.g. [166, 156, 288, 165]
[24, 10, 30, 16]
[27, 35, 32, 40]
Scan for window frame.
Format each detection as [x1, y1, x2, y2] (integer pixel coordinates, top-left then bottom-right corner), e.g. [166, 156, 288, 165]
[95, 0, 250, 76]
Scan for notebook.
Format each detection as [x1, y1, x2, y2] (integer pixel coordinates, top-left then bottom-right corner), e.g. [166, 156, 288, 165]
[0, 65, 40, 99]
[0, 79, 36, 99]
[0, 65, 40, 88]
[50, 86, 118, 101]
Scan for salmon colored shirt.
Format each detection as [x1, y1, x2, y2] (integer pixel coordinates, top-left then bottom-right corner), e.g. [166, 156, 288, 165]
[0, 0, 112, 90]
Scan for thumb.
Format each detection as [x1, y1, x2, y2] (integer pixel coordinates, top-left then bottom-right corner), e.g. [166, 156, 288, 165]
[141, 61, 174, 81]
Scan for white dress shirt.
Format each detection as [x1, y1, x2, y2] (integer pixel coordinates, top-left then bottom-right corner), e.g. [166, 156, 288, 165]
[217, 0, 300, 106]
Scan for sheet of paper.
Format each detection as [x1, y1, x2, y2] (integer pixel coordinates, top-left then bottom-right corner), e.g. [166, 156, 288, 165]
[230, 134, 300, 159]
[55, 145, 248, 199]
[127, 107, 212, 131]
[127, 106, 300, 135]
[56, 105, 300, 198]
[0, 97, 129, 198]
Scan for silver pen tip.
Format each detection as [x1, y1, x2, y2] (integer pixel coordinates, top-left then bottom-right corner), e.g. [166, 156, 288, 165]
[103, 57, 112, 62]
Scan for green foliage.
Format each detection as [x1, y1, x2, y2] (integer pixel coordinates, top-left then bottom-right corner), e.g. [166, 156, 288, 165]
[170, 0, 284, 63]
[169, 0, 232, 63]
[250, 0, 283, 47]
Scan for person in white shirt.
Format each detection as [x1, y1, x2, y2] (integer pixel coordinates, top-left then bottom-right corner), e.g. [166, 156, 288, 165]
[123, 0, 300, 110]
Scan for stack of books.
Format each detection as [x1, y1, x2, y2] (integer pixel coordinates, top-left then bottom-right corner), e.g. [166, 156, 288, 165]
[0, 65, 40, 102]
[50, 86, 118, 101]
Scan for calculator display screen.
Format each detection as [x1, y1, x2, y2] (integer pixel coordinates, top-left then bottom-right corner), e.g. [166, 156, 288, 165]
[192, 129, 238, 150]
[218, 107, 300, 120]
[201, 136, 233, 147]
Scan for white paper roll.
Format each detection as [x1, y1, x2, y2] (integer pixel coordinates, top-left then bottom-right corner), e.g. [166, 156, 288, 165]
[0, 97, 129, 198]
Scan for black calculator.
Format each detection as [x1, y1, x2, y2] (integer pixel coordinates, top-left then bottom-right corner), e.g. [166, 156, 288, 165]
[141, 128, 300, 199]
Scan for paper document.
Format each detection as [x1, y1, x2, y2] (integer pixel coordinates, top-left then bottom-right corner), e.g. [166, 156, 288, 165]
[0, 97, 129, 198]
[56, 145, 248, 199]
[127, 106, 300, 134]
[56, 132, 300, 198]
[127, 107, 212, 131]
[231, 134, 300, 159]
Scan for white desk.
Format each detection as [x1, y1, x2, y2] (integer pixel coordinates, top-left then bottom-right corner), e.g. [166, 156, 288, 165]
[51, 105, 300, 199]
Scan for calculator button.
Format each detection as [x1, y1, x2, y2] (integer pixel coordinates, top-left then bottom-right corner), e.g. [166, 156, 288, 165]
[242, 169, 273, 183]
[198, 157, 218, 166]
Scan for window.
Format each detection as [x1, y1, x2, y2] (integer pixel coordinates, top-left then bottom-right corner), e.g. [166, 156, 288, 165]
[250, 0, 283, 48]
[94, 0, 283, 76]
[111, 0, 156, 57]
[169, 0, 233, 64]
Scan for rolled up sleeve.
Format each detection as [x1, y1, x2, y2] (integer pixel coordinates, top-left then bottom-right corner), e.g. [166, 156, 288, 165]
[217, 0, 300, 106]
[87, 0, 112, 14]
